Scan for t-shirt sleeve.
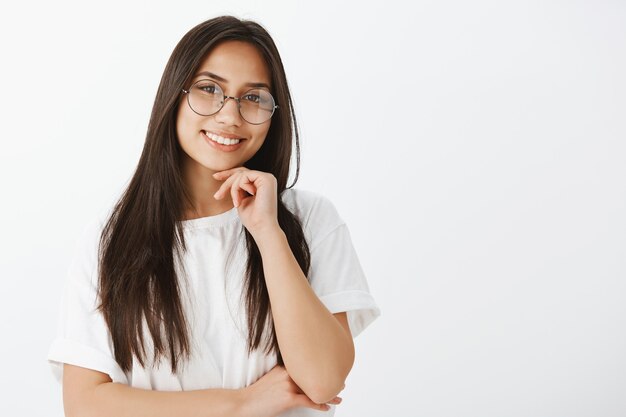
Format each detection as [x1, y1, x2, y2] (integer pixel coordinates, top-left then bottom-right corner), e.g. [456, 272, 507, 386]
[47, 218, 129, 385]
[306, 197, 381, 339]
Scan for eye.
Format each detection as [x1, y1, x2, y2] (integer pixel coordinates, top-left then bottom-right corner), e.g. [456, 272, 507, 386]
[194, 81, 221, 95]
[243, 93, 261, 103]
[200, 85, 217, 94]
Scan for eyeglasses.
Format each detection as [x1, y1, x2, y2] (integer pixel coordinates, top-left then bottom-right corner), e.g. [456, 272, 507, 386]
[181, 79, 279, 125]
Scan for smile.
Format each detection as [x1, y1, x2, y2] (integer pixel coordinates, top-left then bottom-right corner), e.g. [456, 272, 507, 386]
[202, 130, 246, 152]
[203, 130, 243, 145]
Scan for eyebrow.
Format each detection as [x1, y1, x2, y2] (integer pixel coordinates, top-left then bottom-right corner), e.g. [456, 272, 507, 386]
[194, 71, 270, 89]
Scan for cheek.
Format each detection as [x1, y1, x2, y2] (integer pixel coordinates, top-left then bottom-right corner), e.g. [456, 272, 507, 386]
[176, 110, 200, 143]
[254, 124, 271, 143]
[251, 130, 270, 153]
[175, 125, 188, 149]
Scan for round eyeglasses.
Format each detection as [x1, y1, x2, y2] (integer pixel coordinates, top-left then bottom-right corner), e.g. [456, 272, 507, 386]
[181, 79, 278, 125]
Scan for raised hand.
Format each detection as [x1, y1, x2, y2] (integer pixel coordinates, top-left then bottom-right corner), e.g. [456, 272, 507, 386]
[213, 167, 280, 237]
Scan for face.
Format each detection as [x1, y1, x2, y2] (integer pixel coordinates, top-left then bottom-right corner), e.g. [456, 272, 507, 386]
[176, 40, 273, 174]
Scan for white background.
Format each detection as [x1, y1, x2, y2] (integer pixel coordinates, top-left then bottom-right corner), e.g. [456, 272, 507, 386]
[1, 0, 625, 416]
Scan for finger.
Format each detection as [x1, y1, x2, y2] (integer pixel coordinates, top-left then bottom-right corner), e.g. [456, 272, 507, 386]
[214, 168, 255, 200]
[293, 394, 332, 412]
[327, 396, 342, 405]
[241, 183, 255, 196]
[231, 173, 248, 207]
[214, 173, 238, 200]
[230, 174, 241, 207]
[237, 177, 256, 204]
[239, 176, 256, 196]
[213, 167, 249, 180]
[212, 169, 237, 179]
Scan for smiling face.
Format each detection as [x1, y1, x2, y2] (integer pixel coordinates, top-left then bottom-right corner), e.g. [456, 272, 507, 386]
[176, 40, 273, 174]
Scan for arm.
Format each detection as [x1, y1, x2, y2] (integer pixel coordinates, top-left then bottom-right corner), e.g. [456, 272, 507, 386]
[63, 364, 243, 417]
[212, 168, 356, 402]
[253, 226, 355, 405]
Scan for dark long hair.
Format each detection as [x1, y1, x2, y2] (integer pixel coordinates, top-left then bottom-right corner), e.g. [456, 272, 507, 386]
[96, 15, 310, 373]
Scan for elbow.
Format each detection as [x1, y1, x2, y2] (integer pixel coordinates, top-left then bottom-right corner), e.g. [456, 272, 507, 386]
[304, 358, 354, 404]
[306, 378, 348, 405]
[294, 339, 355, 404]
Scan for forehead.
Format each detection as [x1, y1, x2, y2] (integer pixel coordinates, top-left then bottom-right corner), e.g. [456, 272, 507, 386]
[193, 40, 271, 87]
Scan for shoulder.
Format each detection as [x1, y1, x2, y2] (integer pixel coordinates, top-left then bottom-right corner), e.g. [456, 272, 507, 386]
[280, 187, 345, 228]
[280, 187, 346, 250]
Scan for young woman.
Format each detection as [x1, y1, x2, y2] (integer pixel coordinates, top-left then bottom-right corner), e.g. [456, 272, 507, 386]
[47, 15, 380, 417]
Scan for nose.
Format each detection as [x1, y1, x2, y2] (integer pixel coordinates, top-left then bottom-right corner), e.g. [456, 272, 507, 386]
[214, 96, 242, 126]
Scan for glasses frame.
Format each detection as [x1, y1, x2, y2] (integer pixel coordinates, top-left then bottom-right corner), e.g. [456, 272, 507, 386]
[181, 79, 279, 125]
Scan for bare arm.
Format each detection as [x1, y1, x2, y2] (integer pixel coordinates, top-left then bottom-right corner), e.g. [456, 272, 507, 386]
[63, 363, 342, 417]
[253, 226, 355, 405]
[63, 364, 243, 417]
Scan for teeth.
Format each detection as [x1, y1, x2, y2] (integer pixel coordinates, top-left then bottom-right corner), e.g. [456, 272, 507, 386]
[204, 131, 241, 145]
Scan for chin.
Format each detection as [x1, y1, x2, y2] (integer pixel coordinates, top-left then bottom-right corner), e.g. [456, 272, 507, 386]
[203, 159, 243, 171]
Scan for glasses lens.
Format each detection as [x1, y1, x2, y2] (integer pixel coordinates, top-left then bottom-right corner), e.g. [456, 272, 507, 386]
[188, 80, 223, 116]
[239, 89, 276, 124]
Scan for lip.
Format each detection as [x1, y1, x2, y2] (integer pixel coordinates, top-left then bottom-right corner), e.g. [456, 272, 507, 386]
[202, 131, 245, 152]
[203, 129, 244, 139]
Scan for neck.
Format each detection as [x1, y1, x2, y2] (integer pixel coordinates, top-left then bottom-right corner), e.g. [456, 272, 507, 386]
[181, 156, 234, 219]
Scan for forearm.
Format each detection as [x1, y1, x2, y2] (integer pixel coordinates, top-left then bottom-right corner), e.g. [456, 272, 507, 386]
[254, 226, 354, 403]
[74, 382, 243, 417]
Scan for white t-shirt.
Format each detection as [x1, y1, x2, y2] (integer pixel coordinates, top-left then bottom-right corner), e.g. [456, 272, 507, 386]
[47, 187, 380, 416]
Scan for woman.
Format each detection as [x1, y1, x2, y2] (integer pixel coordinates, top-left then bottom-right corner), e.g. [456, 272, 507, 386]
[48, 15, 380, 417]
